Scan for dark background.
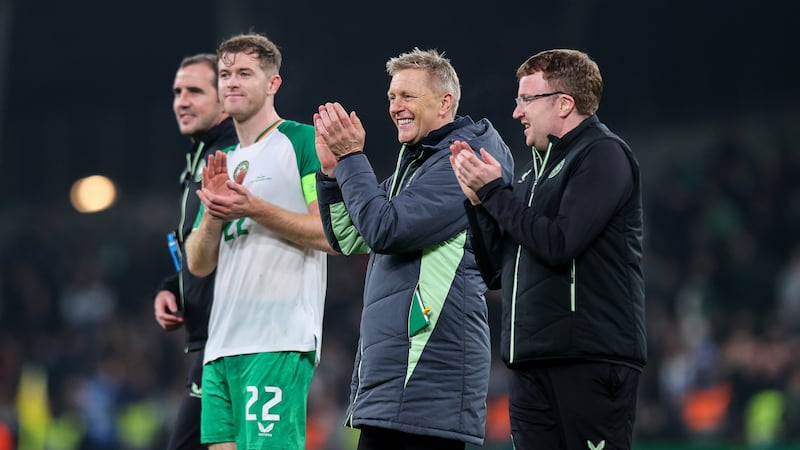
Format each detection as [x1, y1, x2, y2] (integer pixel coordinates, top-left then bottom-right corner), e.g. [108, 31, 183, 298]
[2, 0, 797, 204]
[1, 1, 799, 449]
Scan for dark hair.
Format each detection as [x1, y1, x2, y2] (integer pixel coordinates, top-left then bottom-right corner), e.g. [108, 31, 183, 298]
[217, 33, 281, 75]
[516, 49, 602, 116]
[179, 53, 219, 87]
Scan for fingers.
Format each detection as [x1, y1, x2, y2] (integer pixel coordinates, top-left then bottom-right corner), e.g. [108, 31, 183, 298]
[453, 147, 478, 171]
[331, 102, 350, 121]
[201, 164, 211, 187]
[204, 200, 233, 220]
[316, 102, 357, 132]
[315, 102, 365, 157]
[204, 151, 225, 179]
[226, 179, 249, 198]
[314, 107, 334, 145]
[203, 153, 229, 187]
[449, 140, 472, 154]
[316, 104, 334, 127]
[197, 189, 225, 215]
[480, 147, 499, 166]
[317, 103, 340, 137]
[450, 141, 478, 173]
[214, 150, 227, 175]
[196, 189, 210, 207]
[313, 112, 326, 135]
[350, 110, 365, 134]
[205, 153, 215, 177]
[154, 291, 183, 330]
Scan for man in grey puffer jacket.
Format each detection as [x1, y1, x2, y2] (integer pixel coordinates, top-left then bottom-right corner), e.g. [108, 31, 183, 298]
[313, 48, 514, 449]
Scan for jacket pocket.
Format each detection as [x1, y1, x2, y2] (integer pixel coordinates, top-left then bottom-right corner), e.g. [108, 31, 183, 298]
[408, 285, 431, 337]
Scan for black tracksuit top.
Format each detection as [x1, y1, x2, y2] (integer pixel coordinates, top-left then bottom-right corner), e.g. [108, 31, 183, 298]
[156, 117, 238, 352]
[466, 115, 646, 369]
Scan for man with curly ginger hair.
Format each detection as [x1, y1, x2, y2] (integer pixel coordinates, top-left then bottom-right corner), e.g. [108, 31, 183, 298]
[451, 49, 646, 450]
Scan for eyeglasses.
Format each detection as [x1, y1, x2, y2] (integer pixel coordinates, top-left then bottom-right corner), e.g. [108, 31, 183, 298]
[514, 91, 565, 109]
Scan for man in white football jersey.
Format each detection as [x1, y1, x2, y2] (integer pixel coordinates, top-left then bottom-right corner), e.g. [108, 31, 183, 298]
[184, 32, 335, 450]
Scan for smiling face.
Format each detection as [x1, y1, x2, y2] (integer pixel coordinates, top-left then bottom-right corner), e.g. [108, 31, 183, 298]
[172, 62, 225, 139]
[218, 51, 279, 123]
[512, 71, 562, 150]
[387, 68, 452, 145]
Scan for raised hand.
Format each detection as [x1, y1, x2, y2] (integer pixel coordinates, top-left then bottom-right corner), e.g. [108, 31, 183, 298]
[197, 151, 249, 221]
[314, 102, 366, 159]
[200, 151, 236, 196]
[313, 111, 338, 176]
[450, 140, 504, 205]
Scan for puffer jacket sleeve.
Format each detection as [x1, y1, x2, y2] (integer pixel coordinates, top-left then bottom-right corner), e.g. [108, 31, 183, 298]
[316, 170, 371, 255]
[334, 152, 468, 254]
[465, 200, 504, 289]
[462, 119, 515, 289]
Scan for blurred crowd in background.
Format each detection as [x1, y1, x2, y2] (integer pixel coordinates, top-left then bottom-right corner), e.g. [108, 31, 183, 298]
[1, 109, 799, 450]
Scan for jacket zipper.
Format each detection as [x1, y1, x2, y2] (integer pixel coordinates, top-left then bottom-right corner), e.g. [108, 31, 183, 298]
[510, 143, 551, 363]
[346, 339, 364, 427]
[389, 145, 423, 200]
[348, 144, 421, 423]
[570, 259, 576, 311]
[176, 141, 206, 314]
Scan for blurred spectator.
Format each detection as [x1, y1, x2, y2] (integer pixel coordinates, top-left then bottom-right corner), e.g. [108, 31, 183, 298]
[777, 245, 800, 331]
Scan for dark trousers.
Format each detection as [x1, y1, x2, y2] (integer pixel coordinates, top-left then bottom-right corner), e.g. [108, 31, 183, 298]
[508, 361, 640, 450]
[167, 350, 207, 450]
[356, 425, 466, 450]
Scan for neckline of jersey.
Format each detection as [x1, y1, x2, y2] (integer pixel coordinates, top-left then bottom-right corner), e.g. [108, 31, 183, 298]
[254, 118, 284, 143]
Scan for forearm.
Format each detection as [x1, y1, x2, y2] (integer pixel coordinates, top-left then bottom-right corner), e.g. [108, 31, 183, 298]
[155, 272, 179, 295]
[185, 213, 223, 277]
[249, 198, 337, 254]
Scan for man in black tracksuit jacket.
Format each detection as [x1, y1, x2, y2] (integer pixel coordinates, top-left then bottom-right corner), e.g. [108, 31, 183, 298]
[450, 49, 645, 450]
[153, 54, 238, 450]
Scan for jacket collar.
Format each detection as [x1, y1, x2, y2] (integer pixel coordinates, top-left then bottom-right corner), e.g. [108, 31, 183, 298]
[197, 116, 236, 148]
[546, 115, 599, 153]
[410, 115, 475, 154]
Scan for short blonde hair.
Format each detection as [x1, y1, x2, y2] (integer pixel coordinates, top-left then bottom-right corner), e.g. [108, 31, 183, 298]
[386, 48, 461, 117]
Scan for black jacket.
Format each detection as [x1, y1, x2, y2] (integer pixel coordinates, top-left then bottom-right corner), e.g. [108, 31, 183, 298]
[156, 117, 238, 352]
[466, 115, 646, 369]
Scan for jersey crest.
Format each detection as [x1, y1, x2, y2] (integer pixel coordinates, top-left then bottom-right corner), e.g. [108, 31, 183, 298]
[233, 160, 249, 181]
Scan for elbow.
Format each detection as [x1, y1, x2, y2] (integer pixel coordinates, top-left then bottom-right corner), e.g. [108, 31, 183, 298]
[319, 239, 340, 256]
[187, 259, 214, 278]
[322, 244, 340, 256]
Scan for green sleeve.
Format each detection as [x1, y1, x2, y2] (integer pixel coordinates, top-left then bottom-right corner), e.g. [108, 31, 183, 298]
[279, 121, 320, 204]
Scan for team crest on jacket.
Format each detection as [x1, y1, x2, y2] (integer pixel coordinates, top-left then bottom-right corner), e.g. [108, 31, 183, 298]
[234, 161, 249, 181]
[547, 159, 565, 179]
